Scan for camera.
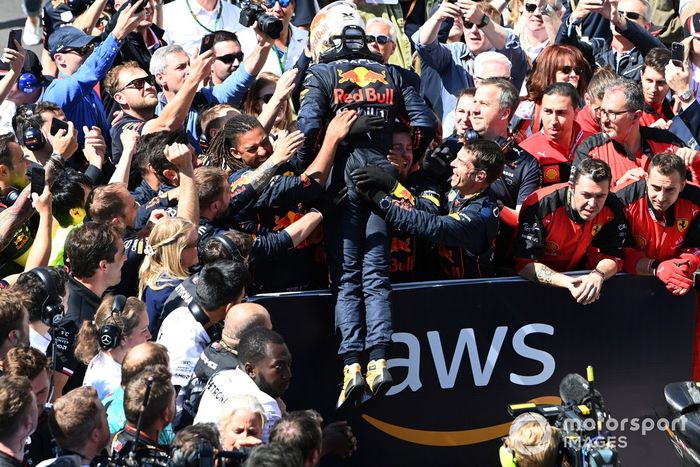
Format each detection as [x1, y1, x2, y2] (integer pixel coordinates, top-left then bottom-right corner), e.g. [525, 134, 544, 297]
[238, 2, 283, 40]
[504, 370, 620, 467]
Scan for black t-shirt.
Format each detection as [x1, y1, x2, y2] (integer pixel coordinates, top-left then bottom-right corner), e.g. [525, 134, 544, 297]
[110, 114, 145, 164]
[54, 277, 101, 393]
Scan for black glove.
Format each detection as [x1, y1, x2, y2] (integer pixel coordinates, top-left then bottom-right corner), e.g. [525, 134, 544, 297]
[422, 145, 455, 182]
[313, 185, 348, 217]
[351, 167, 393, 205]
[348, 115, 385, 136]
[351, 166, 397, 193]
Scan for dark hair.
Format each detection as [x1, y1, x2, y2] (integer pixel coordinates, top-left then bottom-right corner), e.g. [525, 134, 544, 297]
[212, 30, 239, 46]
[14, 267, 68, 323]
[526, 44, 590, 102]
[200, 231, 253, 265]
[542, 82, 580, 109]
[243, 443, 303, 467]
[205, 114, 262, 172]
[643, 47, 671, 76]
[463, 140, 505, 185]
[269, 410, 323, 463]
[145, 130, 190, 185]
[64, 222, 119, 279]
[196, 260, 248, 310]
[606, 78, 644, 112]
[0, 375, 34, 440]
[123, 365, 174, 428]
[572, 158, 612, 186]
[649, 152, 687, 179]
[2, 345, 48, 380]
[51, 168, 93, 228]
[172, 423, 221, 460]
[0, 290, 28, 349]
[237, 327, 285, 366]
[479, 78, 519, 116]
[0, 133, 17, 169]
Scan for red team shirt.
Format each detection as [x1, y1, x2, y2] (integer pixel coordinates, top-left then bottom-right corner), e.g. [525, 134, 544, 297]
[514, 183, 627, 272]
[519, 122, 593, 186]
[614, 179, 700, 272]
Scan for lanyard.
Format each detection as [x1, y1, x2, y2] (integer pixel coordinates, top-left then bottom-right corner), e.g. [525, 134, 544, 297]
[185, 0, 222, 34]
[272, 43, 288, 73]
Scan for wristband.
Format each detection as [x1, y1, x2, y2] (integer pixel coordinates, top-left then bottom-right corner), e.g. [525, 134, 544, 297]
[310, 207, 323, 220]
[591, 267, 605, 280]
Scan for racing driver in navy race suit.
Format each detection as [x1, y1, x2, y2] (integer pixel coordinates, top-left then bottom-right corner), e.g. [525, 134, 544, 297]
[294, 1, 436, 409]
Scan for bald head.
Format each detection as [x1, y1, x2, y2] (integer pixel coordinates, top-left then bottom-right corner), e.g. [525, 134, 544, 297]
[222, 303, 272, 348]
[121, 342, 169, 385]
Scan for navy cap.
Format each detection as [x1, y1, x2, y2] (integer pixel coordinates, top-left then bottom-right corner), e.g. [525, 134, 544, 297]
[48, 26, 99, 56]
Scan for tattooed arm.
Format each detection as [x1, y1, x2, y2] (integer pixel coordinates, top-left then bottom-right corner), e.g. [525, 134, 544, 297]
[519, 262, 577, 288]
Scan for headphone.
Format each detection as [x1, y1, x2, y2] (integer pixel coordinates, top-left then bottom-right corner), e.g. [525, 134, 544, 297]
[188, 299, 210, 327]
[3, 189, 20, 206]
[214, 234, 243, 261]
[32, 268, 65, 327]
[16, 105, 46, 151]
[98, 295, 127, 351]
[170, 441, 215, 467]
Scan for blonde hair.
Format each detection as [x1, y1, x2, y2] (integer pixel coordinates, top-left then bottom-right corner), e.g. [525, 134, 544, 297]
[242, 72, 296, 133]
[74, 295, 147, 365]
[504, 413, 561, 467]
[138, 217, 196, 296]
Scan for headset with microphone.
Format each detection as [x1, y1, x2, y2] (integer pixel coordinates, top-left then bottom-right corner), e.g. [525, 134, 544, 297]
[32, 268, 65, 327]
[98, 295, 127, 351]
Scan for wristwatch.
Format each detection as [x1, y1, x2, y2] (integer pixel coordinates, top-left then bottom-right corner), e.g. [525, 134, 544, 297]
[679, 89, 695, 103]
[50, 152, 65, 170]
[476, 14, 490, 28]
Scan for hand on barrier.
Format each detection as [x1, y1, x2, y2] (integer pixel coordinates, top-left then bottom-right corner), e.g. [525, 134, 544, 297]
[656, 259, 695, 295]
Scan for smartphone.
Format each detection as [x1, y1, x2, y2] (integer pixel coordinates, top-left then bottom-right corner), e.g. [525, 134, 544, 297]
[7, 29, 22, 51]
[31, 167, 45, 197]
[49, 118, 69, 136]
[130, 0, 146, 13]
[200, 33, 215, 54]
[672, 42, 685, 67]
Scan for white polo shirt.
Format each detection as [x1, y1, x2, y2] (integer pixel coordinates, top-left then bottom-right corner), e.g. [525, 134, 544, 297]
[163, 0, 244, 55]
[156, 305, 210, 388]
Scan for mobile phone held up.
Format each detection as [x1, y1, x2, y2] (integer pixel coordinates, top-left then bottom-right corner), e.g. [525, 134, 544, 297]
[130, 0, 146, 13]
[672, 42, 685, 67]
[31, 167, 45, 198]
[200, 33, 215, 54]
[50, 118, 69, 136]
[7, 29, 22, 51]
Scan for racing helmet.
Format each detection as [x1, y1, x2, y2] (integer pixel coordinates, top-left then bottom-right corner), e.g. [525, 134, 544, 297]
[309, 1, 365, 63]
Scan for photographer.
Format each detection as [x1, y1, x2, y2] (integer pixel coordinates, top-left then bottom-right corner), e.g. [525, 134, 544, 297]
[500, 412, 563, 467]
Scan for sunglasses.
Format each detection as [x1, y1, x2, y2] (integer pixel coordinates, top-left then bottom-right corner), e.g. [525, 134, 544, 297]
[263, 0, 292, 7]
[619, 11, 642, 20]
[560, 65, 584, 75]
[118, 75, 156, 92]
[366, 34, 392, 45]
[256, 93, 274, 103]
[61, 43, 96, 56]
[524, 3, 538, 12]
[216, 52, 244, 64]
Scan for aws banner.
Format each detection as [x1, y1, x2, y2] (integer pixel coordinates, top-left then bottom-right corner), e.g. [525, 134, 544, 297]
[254, 274, 695, 466]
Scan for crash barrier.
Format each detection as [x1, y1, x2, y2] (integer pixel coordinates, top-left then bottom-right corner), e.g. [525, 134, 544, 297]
[253, 274, 695, 466]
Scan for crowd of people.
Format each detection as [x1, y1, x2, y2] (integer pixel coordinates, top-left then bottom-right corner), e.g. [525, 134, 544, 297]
[0, 0, 700, 464]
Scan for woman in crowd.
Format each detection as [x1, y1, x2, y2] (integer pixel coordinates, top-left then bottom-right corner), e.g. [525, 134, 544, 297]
[75, 295, 151, 400]
[139, 217, 200, 336]
[218, 395, 267, 451]
[243, 72, 297, 140]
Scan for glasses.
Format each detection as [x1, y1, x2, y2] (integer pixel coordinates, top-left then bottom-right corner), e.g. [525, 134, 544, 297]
[61, 43, 96, 56]
[256, 93, 274, 103]
[366, 35, 392, 45]
[599, 108, 632, 121]
[263, 0, 292, 7]
[560, 65, 584, 75]
[216, 52, 244, 64]
[619, 11, 642, 20]
[524, 3, 538, 12]
[118, 75, 156, 92]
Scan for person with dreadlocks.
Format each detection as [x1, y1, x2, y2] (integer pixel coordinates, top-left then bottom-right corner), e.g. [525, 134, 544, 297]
[203, 111, 357, 293]
[295, 2, 436, 409]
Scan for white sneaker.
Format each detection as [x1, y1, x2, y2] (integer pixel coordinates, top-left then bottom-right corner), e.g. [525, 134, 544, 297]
[23, 18, 42, 46]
